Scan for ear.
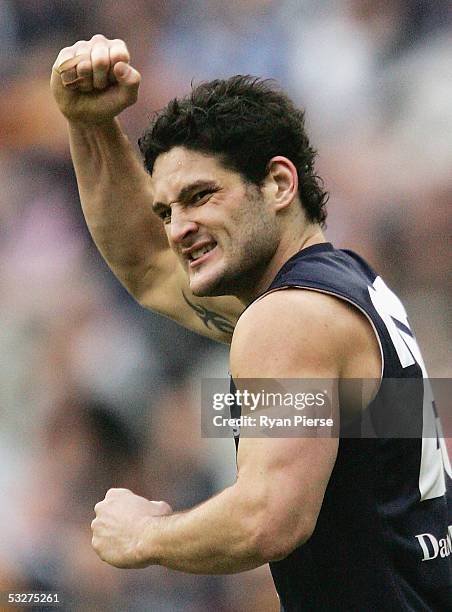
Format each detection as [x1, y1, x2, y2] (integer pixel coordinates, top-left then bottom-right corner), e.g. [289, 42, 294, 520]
[263, 156, 299, 211]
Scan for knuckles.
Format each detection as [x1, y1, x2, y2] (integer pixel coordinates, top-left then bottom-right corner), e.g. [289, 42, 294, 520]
[102, 487, 127, 503]
[73, 40, 89, 50]
[55, 36, 131, 77]
[106, 487, 130, 497]
[110, 38, 127, 47]
[92, 57, 110, 70]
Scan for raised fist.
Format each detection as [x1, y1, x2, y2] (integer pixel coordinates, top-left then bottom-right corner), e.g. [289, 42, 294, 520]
[51, 34, 141, 124]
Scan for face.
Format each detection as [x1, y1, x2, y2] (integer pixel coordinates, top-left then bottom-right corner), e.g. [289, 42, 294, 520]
[151, 147, 280, 297]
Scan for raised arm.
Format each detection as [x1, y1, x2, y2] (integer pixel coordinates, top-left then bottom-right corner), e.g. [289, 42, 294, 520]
[51, 35, 242, 343]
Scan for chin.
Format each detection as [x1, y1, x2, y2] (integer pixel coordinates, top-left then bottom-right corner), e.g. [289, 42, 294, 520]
[190, 283, 225, 298]
[189, 272, 232, 298]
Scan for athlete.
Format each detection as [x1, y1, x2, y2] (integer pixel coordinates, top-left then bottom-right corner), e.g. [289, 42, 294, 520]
[51, 35, 451, 610]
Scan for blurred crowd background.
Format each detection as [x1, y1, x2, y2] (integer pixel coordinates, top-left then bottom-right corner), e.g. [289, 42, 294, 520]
[1, 1, 451, 610]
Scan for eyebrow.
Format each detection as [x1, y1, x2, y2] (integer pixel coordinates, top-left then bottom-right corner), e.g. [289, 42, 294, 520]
[152, 180, 219, 213]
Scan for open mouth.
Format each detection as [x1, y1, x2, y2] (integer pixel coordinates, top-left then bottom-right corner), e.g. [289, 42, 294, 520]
[188, 242, 217, 266]
[189, 242, 217, 262]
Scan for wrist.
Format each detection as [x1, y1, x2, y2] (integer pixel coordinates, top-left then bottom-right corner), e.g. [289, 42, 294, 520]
[135, 516, 165, 567]
[67, 118, 130, 155]
[67, 117, 120, 134]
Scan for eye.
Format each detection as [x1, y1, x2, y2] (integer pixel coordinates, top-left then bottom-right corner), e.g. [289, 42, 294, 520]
[159, 208, 171, 223]
[192, 189, 213, 204]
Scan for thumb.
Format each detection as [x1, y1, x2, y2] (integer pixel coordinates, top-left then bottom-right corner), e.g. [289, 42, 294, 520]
[113, 61, 141, 89]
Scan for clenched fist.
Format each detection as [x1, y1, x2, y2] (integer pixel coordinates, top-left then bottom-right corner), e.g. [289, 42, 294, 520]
[50, 34, 141, 124]
[91, 488, 172, 569]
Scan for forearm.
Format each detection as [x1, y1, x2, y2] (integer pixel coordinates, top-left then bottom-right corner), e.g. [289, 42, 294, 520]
[68, 118, 166, 296]
[142, 482, 269, 574]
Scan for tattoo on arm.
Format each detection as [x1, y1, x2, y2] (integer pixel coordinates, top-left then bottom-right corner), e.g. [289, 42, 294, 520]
[182, 291, 235, 335]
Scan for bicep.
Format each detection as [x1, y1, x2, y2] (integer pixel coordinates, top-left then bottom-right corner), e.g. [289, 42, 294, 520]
[229, 291, 345, 551]
[236, 435, 338, 554]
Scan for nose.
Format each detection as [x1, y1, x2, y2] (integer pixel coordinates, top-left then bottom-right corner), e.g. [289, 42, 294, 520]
[168, 209, 198, 245]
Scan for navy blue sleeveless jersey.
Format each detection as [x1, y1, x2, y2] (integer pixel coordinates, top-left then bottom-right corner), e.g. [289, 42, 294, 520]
[231, 243, 451, 611]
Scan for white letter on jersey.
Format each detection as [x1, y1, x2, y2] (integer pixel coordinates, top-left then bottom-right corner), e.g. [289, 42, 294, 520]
[368, 277, 451, 501]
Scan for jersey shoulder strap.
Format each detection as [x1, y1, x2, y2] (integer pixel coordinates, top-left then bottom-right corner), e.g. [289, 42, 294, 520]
[263, 242, 415, 379]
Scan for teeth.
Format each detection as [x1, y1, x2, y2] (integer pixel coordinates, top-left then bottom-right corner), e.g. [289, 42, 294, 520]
[191, 244, 215, 261]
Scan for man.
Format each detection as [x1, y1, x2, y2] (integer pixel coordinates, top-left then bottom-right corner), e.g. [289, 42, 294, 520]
[51, 35, 451, 610]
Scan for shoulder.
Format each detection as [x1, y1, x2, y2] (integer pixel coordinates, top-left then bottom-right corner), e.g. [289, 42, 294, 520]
[230, 288, 381, 380]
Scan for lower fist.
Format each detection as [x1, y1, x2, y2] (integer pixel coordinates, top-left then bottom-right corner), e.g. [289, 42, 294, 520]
[91, 488, 172, 568]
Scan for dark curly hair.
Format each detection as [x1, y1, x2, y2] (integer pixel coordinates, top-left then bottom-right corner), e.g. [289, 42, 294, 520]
[138, 75, 328, 226]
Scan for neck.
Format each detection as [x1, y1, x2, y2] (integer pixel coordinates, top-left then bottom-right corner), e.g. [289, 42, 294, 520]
[238, 226, 326, 305]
